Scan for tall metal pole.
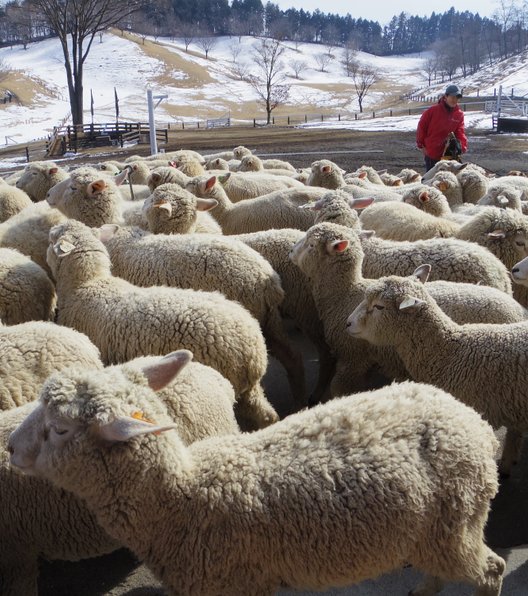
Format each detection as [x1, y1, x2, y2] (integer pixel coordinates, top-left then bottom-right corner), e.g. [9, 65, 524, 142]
[147, 88, 157, 155]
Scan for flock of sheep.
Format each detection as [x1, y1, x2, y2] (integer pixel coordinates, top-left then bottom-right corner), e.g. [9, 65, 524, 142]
[1, 143, 528, 595]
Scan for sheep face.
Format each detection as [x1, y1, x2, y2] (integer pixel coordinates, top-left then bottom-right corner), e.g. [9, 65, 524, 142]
[8, 352, 191, 487]
[478, 187, 523, 211]
[16, 162, 67, 201]
[512, 256, 528, 286]
[347, 275, 428, 347]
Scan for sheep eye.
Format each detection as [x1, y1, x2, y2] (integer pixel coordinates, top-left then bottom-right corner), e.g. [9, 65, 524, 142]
[373, 304, 384, 310]
[516, 241, 525, 247]
[52, 426, 68, 436]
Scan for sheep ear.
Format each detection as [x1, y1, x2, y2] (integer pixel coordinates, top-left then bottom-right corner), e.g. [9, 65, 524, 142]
[49, 167, 59, 175]
[150, 173, 161, 183]
[348, 197, 374, 210]
[411, 264, 431, 283]
[410, 173, 421, 182]
[218, 173, 230, 185]
[399, 296, 426, 310]
[154, 199, 172, 215]
[392, 179, 403, 186]
[207, 176, 218, 190]
[496, 196, 509, 207]
[141, 350, 193, 391]
[327, 239, 348, 254]
[53, 239, 75, 257]
[488, 229, 506, 239]
[196, 198, 218, 212]
[88, 180, 107, 196]
[358, 230, 376, 239]
[95, 416, 177, 443]
[169, 160, 178, 168]
[322, 165, 332, 173]
[114, 170, 128, 186]
[358, 171, 368, 179]
[419, 191, 430, 203]
[97, 224, 120, 243]
[377, 169, 387, 175]
[455, 163, 468, 172]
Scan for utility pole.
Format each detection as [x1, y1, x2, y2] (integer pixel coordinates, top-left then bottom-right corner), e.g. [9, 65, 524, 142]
[147, 88, 168, 155]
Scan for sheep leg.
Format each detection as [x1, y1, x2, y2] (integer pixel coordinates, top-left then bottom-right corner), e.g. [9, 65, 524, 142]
[263, 313, 306, 408]
[235, 384, 279, 431]
[308, 347, 336, 406]
[0, 557, 38, 596]
[498, 428, 523, 477]
[408, 575, 444, 596]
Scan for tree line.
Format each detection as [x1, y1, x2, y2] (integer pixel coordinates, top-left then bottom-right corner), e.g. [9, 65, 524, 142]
[1, 0, 527, 128]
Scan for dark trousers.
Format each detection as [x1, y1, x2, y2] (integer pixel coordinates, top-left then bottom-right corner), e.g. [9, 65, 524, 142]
[424, 155, 439, 173]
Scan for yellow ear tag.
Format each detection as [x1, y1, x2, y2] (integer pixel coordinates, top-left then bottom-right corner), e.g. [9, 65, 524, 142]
[132, 410, 162, 435]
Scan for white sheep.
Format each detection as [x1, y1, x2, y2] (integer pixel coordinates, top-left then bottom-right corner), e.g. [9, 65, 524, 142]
[0, 351, 239, 596]
[47, 219, 277, 430]
[142, 183, 222, 234]
[456, 207, 528, 306]
[9, 365, 505, 596]
[0, 201, 67, 273]
[359, 200, 460, 241]
[46, 166, 145, 228]
[0, 248, 56, 324]
[457, 167, 489, 204]
[347, 269, 528, 476]
[213, 171, 304, 202]
[420, 159, 470, 182]
[14, 161, 69, 202]
[307, 159, 346, 189]
[477, 183, 524, 211]
[97, 224, 306, 407]
[147, 165, 191, 191]
[237, 155, 296, 177]
[396, 168, 422, 184]
[359, 233, 512, 294]
[0, 183, 32, 222]
[186, 175, 327, 234]
[0, 320, 102, 410]
[291, 223, 526, 398]
[424, 170, 464, 207]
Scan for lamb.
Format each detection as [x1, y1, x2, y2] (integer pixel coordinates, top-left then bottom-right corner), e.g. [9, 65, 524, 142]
[0, 201, 67, 273]
[147, 165, 191, 191]
[212, 171, 304, 203]
[379, 171, 404, 186]
[122, 160, 152, 185]
[396, 168, 422, 184]
[0, 183, 32, 221]
[359, 233, 512, 294]
[9, 365, 505, 596]
[233, 144, 252, 160]
[477, 183, 524, 211]
[347, 269, 528, 476]
[47, 219, 277, 429]
[350, 165, 385, 185]
[359, 200, 460, 241]
[291, 223, 526, 398]
[0, 320, 102, 410]
[97, 224, 306, 407]
[307, 159, 346, 189]
[14, 161, 69, 202]
[421, 159, 470, 182]
[186, 175, 327, 234]
[171, 156, 206, 177]
[456, 207, 528, 306]
[142, 183, 222, 234]
[238, 155, 296, 177]
[457, 167, 489, 204]
[424, 170, 464, 207]
[0, 248, 56, 324]
[204, 157, 230, 170]
[0, 351, 239, 596]
[46, 166, 145, 228]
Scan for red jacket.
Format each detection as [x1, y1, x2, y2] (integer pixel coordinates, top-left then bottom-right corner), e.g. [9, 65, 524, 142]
[416, 98, 467, 160]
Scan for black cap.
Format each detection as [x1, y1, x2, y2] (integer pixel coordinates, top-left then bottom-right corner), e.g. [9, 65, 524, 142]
[445, 84, 462, 97]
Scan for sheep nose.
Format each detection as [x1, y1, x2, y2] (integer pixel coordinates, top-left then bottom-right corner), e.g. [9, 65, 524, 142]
[512, 267, 519, 274]
[7, 443, 14, 455]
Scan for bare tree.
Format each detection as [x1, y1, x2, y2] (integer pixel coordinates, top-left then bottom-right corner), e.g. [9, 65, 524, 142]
[341, 43, 357, 77]
[424, 55, 438, 85]
[32, 0, 145, 126]
[228, 40, 242, 62]
[349, 62, 378, 113]
[229, 41, 249, 81]
[180, 23, 197, 52]
[247, 37, 290, 125]
[290, 59, 307, 79]
[197, 36, 218, 59]
[314, 52, 332, 72]
[0, 58, 10, 84]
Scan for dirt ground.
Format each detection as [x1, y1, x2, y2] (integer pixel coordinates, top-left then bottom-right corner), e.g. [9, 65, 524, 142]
[3, 125, 528, 595]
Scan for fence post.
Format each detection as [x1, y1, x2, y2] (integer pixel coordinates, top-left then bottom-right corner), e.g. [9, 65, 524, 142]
[372, 111, 375, 118]
[25, 146, 30, 162]
[355, 113, 357, 120]
[272, 116, 275, 124]
[305, 115, 307, 123]
[321, 114, 323, 121]
[197, 122, 200, 129]
[390, 110, 392, 117]
[338, 114, 341, 121]
[287, 116, 290, 125]
[253, 119, 256, 127]
[409, 108, 411, 115]
[511, 88, 514, 98]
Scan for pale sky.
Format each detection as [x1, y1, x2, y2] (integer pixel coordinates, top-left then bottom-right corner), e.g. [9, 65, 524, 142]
[273, 1, 499, 26]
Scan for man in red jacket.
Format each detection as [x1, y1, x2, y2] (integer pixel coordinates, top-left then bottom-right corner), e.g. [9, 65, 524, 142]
[416, 84, 468, 172]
